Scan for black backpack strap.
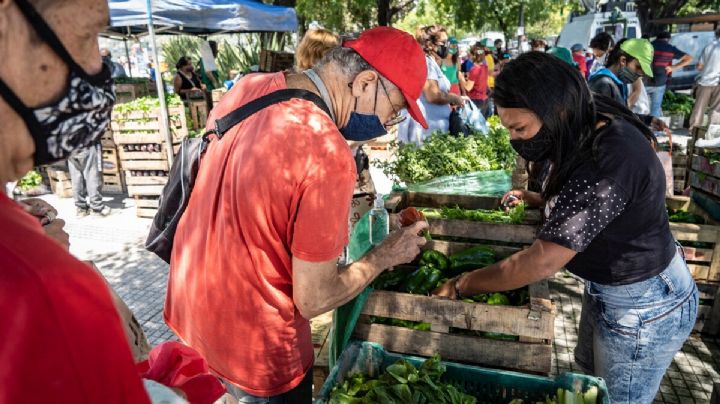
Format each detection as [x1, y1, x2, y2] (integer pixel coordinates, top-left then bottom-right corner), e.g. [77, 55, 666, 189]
[211, 88, 332, 139]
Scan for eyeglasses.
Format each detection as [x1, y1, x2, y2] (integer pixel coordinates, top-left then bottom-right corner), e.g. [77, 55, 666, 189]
[379, 79, 406, 128]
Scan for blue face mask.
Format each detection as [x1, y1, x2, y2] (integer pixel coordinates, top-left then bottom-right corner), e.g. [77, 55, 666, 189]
[339, 83, 387, 142]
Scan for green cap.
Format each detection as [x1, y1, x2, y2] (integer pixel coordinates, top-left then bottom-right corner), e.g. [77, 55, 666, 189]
[619, 38, 654, 78]
[548, 47, 577, 67]
[479, 38, 495, 50]
[449, 36, 458, 45]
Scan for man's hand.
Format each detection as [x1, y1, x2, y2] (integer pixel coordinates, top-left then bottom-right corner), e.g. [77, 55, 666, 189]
[651, 117, 672, 136]
[43, 219, 70, 250]
[373, 221, 429, 270]
[19, 198, 57, 225]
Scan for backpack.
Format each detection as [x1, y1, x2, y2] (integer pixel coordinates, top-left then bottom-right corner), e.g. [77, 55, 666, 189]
[145, 88, 331, 263]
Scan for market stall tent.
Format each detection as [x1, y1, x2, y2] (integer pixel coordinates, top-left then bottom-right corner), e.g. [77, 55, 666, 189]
[107, 0, 298, 164]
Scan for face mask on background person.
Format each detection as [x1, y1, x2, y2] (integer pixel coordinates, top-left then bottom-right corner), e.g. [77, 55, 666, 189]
[435, 44, 449, 59]
[0, 0, 115, 166]
[617, 65, 641, 84]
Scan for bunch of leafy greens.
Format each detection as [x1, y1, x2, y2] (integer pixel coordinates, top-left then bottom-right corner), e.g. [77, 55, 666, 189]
[420, 203, 525, 225]
[113, 95, 183, 115]
[18, 170, 42, 191]
[114, 77, 151, 85]
[375, 118, 515, 184]
[667, 207, 705, 224]
[328, 355, 476, 404]
[662, 91, 694, 116]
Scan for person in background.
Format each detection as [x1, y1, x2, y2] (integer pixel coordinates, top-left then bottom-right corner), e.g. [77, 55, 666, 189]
[295, 28, 340, 71]
[518, 34, 531, 53]
[531, 39, 547, 52]
[588, 38, 670, 133]
[589, 32, 615, 76]
[398, 25, 463, 144]
[440, 37, 467, 96]
[646, 31, 693, 117]
[548, 47, 577, 68]
[165, 27, 429, 402]
[68, 142, 111, 217]
[494, 38, 505, 62]
[689, 28, 720, 130]
[483, 40, 498, 115]
[571, 43, 588, 78]
[146, 62, 156, 83]
[199, 40, 220, 91]
[434, 52, 697, 404]
[466, 44, 490, 115]
[100, 48, 127, 79]
[0, 0, 153, 401]
[224, 69, 239, 90]
[173, 56, 205, 101]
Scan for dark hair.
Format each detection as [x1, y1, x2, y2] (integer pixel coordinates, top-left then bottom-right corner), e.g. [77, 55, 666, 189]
[605, 38, 635, 68]
[493, 52, 654, 200]
[589, 32, 614, 52]
[176, 56, 191, 70]
[657, 31, 672, 40]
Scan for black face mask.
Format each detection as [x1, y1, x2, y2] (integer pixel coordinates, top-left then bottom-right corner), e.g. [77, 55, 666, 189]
[510, 125, 553, 162]
[435, 44, 449, 59]
[0, 0, 115, 166]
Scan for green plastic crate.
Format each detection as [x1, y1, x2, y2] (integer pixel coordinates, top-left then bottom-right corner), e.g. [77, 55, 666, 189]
[316, 341, 610, 404]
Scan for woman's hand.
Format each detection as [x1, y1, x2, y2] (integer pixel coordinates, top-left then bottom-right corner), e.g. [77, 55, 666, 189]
[433, 276, 460, 299]
[651, 117, 672, 136]
[501, 189, 544, 209]
[448, 93, 464, 107]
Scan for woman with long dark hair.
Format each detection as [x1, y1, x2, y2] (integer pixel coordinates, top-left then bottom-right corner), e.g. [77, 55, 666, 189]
[434, 52, 697, 403]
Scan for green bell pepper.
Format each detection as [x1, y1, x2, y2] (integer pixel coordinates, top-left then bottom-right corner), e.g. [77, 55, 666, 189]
[418, 250, 450, 271]
[448, 246, 497, 277]
[373, 267, 412, 291]
[486, 292, 510, 305]
[417, 268, 443, 295]
[400, 267, 432, 294]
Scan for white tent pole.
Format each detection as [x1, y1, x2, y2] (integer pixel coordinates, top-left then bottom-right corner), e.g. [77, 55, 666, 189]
[145, 0, 174, 166]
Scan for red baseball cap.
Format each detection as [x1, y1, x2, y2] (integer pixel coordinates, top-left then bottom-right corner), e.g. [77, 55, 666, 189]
[344, 27, 429, 129]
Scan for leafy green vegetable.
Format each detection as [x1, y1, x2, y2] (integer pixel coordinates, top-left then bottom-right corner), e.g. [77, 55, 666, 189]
[114, 77, 150, 85]
[328, 355, 476, 404]
[18, 170, 42, 191]
[374, 118, 515, 184]
[420, 203, 525, 225]
[113, 95, 183, 116]
[662, 91, 694, 116]
[667, 207, 705, 224]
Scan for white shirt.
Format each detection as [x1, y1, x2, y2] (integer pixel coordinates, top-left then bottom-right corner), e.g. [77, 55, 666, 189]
[398, 55, 451, 145]
[697, 39, 720, 87]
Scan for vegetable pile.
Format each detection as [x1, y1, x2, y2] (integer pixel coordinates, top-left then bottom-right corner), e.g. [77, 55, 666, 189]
[114, 77, 150, 85]
[662, 91, 694, 116]
[18, 170, 42, 191]
[375, 116, 515, 184]
[421, 203, 525, 225]
[113, 95, 183, 115]
[667, 207, 705, 224]
[328, 354, 476, 404]
[509, 386, 598, 404]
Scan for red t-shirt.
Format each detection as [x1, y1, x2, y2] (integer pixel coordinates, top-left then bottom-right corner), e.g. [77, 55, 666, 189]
[165, 72, 356, 396]
[0, 193, 149, 404]
[573, 53, 588, 77]
[467, 64, 489, 101]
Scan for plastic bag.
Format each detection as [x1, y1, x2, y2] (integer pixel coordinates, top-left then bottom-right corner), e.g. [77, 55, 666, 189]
[461, 99, 489, 134]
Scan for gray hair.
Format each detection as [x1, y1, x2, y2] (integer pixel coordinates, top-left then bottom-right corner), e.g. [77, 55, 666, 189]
[316, 46, 397, 91]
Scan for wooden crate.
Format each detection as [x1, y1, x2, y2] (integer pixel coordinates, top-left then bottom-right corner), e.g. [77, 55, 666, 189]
[102, 147, 121, 174]
[115, 82, 150, 104]
[353, 277, 555, 375]
[212, 88, 227, 103]
[189, 99, 208, 130]
[101, 129, 115, 148]
[46, 167, 73, 198]
[670, 221, 720, 282]
[103, 172, 125, 194]
[111, 106, 188, 145]
[354, 192, 553, 374]
[696, 281, 720, 336]
[134, 196, 159, 218]
[673, 154, 687, 194]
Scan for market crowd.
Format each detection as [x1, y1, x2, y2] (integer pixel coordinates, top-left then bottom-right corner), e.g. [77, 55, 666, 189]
[1, 0, 719, 403]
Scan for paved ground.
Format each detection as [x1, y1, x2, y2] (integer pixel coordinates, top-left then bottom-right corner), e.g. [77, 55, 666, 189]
[36, 192, 720, 402]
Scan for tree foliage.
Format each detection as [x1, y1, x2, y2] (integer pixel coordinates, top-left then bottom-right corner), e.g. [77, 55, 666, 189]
[636, 0, 719, 35]
[295, 0, 416, 31]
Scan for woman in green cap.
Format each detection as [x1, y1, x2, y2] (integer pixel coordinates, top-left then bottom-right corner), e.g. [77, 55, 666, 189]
[440, 36, 467, 96]
[588, 38, 669, 132]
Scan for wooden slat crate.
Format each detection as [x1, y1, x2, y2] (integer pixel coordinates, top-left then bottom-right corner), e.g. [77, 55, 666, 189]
[259, 50, 295, 72]
[670, 221, 720, 282]
[101, 129, 115, 148]
[46, 167, 73, 198]
[189, 99, 208, 130]
[673, 154, 687, 194]
[103, 172, 125, 194]
[115, 82, 150, 104]
[111, 106, 188, 145]
[696, 281, 720, 336]
[134, 196, 160, 218]
[353, 277, 555, 375]
[353, 192, 554, 374]
[102, 147, 121, 174]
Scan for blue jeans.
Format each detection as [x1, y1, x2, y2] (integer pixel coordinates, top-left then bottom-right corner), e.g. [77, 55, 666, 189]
[574, 251, 698, 404]
[223, 369, 313, 403]
[646, 84, 666, 118]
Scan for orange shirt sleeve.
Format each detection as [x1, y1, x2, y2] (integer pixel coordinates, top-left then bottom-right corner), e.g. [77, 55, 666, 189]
[291, 164, 355, 262]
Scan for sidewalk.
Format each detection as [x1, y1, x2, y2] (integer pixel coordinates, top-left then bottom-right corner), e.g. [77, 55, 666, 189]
[39, 192, 720, 402]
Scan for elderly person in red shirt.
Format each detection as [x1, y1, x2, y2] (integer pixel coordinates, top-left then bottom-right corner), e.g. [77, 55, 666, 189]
[165, 27, 431, 402]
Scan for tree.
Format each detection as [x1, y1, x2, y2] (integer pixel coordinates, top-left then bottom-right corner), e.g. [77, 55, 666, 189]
[294, 0, 417, 32]
[626, 0, 719, 35]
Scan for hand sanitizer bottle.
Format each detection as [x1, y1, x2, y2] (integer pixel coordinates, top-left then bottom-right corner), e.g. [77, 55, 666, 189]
[369, 194, 389, 246]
